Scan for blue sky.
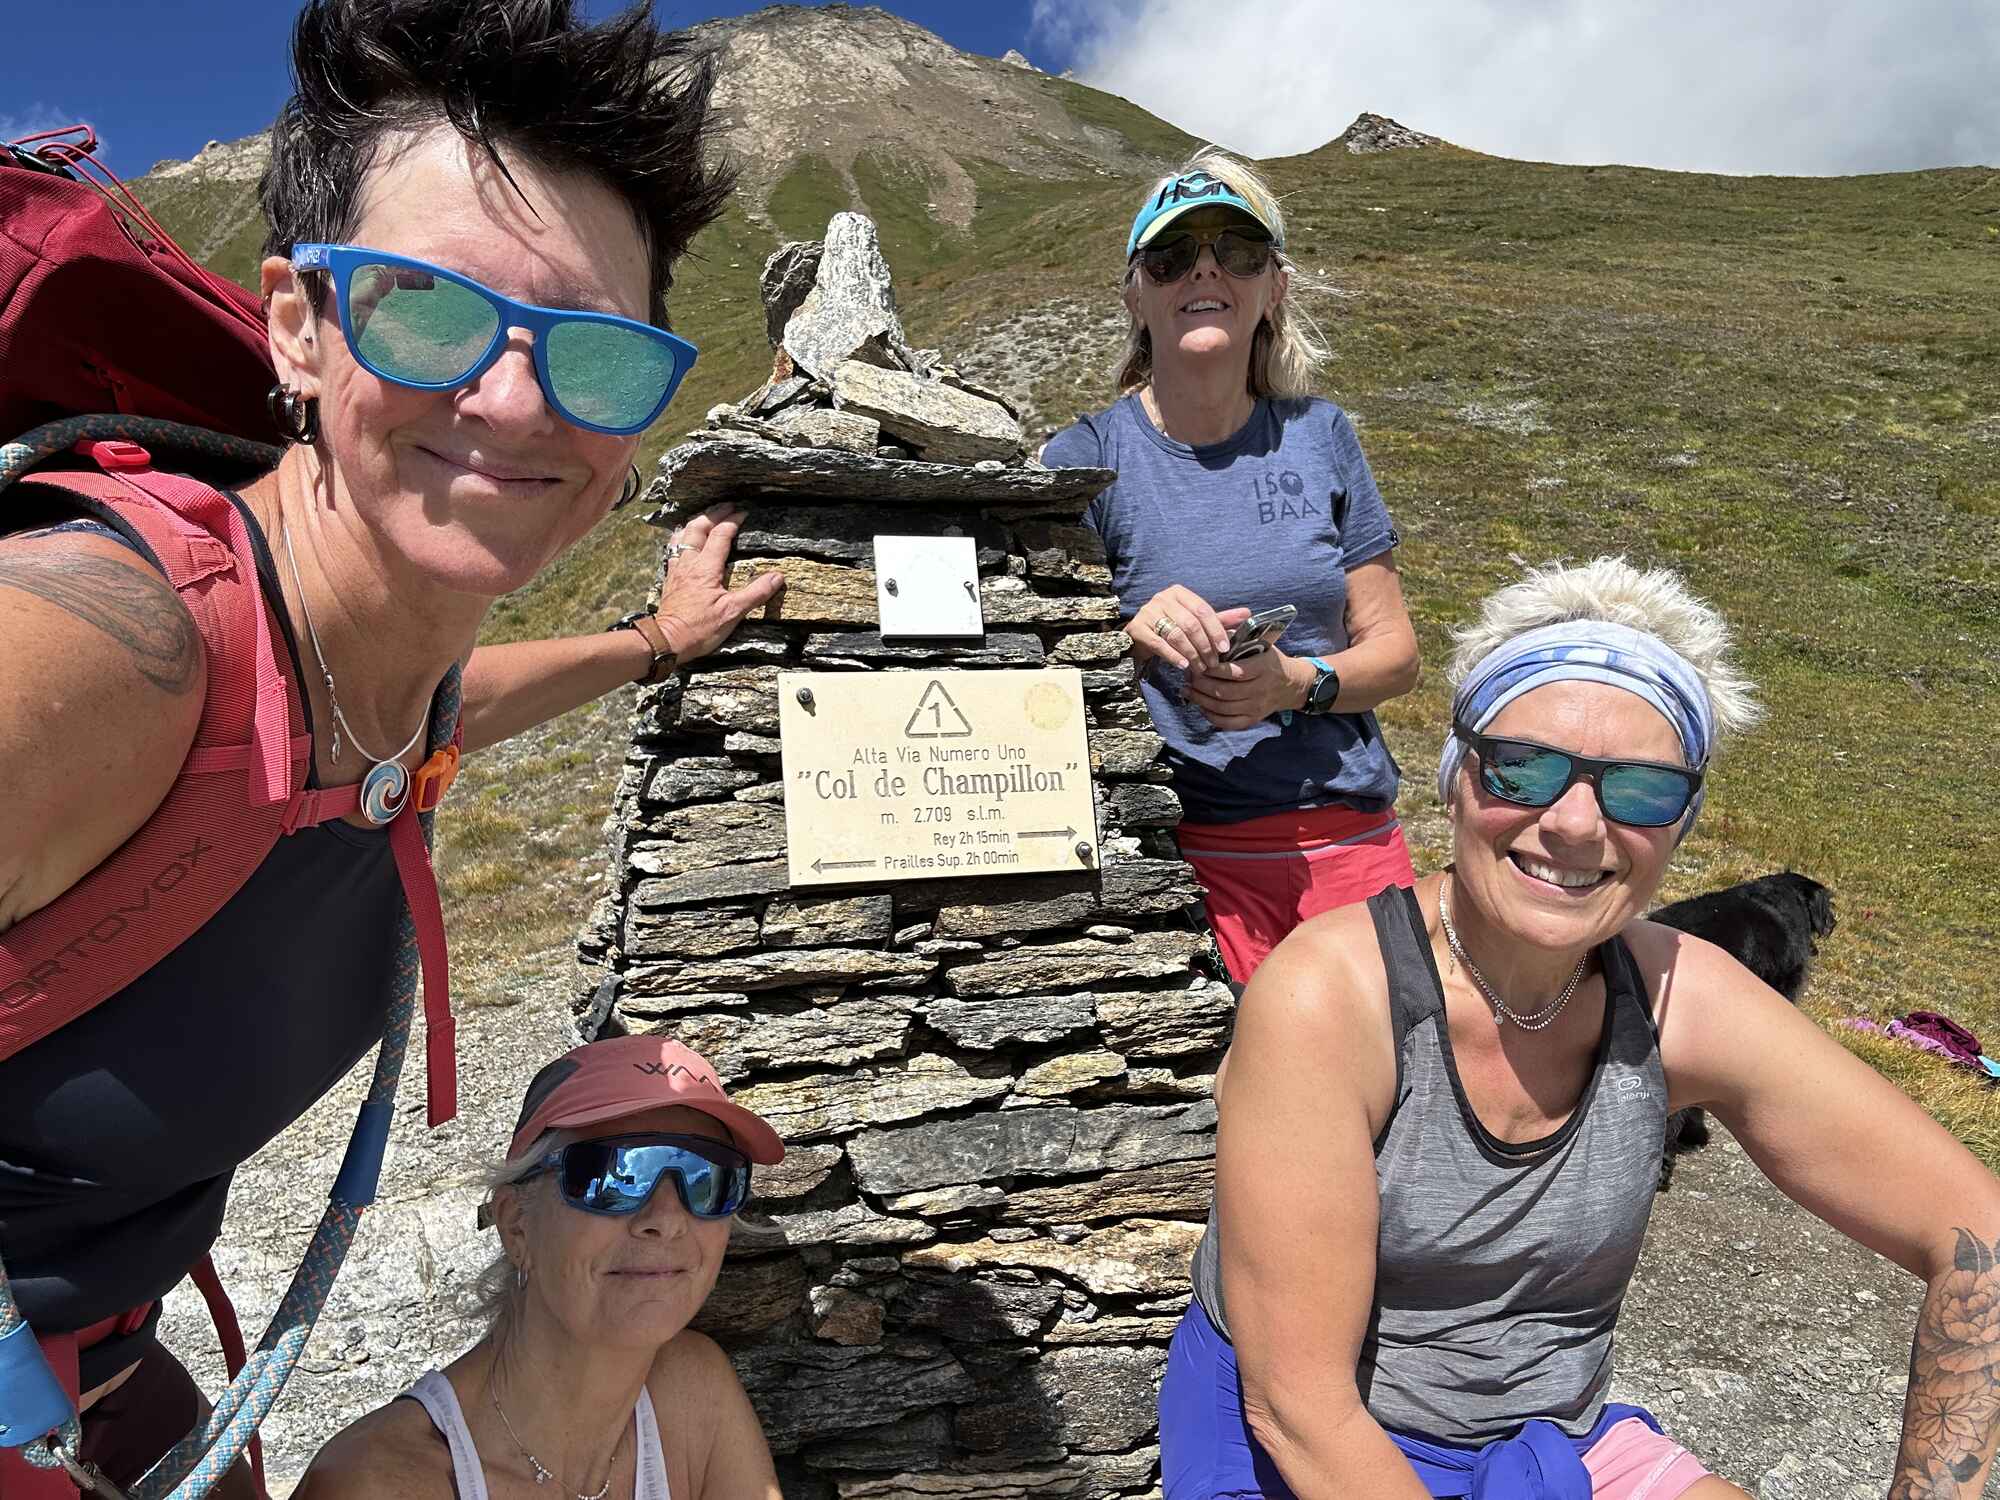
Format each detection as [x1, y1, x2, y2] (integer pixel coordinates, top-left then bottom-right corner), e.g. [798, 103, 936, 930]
[0, 2, 1061, 179]
[6, 1, 1993, 178]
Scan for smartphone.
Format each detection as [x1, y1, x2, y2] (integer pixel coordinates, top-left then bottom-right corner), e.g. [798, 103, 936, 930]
[1224, 604, 1297, 662]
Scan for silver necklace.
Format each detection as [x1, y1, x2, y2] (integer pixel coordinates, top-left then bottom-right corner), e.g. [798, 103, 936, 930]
[1437, 880, 1588, 1031]
[280, 520, 426, 824]
[489, 1379, 616, 1500]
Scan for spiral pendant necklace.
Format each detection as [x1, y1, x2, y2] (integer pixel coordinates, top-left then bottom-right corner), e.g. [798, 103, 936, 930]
[1437, 880, 1588, 1032]
[280, 520, 426, 824]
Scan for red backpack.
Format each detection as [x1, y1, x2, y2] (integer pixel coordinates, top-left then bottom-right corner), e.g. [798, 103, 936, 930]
[0, 125, 460, 1120]
[0, 128, 459, 1497]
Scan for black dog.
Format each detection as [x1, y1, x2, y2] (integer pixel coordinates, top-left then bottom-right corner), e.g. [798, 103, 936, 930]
[1648, 871, 1837, 1188]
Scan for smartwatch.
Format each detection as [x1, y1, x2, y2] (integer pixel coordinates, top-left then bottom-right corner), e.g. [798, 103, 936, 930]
[1302, 655, 1342, 715]
[610, 610, 679, 685]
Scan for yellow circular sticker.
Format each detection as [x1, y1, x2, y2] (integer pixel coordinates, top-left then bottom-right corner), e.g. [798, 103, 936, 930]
[1024, 680, 1072, 730]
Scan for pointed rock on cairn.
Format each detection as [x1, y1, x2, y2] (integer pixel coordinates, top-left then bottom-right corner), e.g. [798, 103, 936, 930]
[584, 214, 1229, 1498]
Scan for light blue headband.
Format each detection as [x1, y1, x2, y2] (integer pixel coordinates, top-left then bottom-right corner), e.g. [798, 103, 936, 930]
[1436, 620, 1717, 842]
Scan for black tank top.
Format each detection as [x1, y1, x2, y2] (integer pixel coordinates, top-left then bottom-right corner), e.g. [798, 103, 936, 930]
[0, 496, 407, 1388]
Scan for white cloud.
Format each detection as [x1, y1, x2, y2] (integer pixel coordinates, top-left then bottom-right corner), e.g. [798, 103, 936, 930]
[0, 105, 90, 151]
[1031, 0, 2000, 174]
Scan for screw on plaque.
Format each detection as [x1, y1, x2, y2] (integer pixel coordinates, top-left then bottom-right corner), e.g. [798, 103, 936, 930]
[1074, 841, 1095, 866]
[796, 686, 816, 712]
[884, 578, 899, 596]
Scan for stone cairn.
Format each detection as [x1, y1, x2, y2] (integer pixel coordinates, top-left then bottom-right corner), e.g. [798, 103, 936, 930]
[578, 213, 1232, 1499]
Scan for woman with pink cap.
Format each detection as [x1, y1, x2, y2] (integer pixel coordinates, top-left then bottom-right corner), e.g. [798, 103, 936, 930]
[294, 1037, 785, 1500]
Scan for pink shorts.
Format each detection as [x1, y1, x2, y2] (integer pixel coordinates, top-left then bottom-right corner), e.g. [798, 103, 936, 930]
[1176, 805, 1416, 985]
[1583, 1417, 1713, 1498]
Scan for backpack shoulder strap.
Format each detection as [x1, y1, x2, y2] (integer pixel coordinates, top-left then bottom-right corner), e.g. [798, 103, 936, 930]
[0, 457, 313, 1062]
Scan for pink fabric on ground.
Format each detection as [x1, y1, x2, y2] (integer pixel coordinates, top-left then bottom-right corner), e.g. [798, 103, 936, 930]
[1582, 1417, 1714, 1498]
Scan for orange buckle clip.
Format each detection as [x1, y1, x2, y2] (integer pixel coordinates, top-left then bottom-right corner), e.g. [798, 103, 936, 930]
[411, 744, 461, 814]
[75, 438, 152, 471]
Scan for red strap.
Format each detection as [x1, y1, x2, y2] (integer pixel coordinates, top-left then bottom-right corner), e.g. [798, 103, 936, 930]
[281, 783, 363, 834]
[30, 466, 293, 805]
[188, 1256, 265, 1498]
[389, 804, 456, 1127]
[109, 469, 292, 806]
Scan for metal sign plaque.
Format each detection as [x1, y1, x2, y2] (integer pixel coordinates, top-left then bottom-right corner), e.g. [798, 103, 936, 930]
[873, 534, 984, 638]
[778, 669, 1100, 887]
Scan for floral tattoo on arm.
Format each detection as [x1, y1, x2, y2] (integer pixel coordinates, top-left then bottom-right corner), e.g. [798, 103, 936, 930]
[1892, 1228, 2000, 1499]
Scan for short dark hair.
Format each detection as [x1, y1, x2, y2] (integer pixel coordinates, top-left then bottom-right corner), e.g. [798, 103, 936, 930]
[261, 0, 734, 327]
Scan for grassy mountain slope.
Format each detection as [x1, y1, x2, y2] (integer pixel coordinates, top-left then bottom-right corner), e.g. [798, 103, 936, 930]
[129, 33, 1998, 1153]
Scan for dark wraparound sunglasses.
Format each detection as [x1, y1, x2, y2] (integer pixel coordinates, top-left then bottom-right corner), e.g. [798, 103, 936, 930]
[1134, 227, 1275, 284]
[527, 1132, 752, 1219]
[290, 243, 696, 435]
[1453, 722, 1702, 829]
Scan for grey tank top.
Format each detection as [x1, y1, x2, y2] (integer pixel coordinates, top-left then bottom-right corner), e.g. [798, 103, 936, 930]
[1191, 884, 1667, 1443]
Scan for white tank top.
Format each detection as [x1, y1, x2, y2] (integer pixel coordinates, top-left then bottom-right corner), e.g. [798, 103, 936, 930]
[403, 1369, 673, 1500]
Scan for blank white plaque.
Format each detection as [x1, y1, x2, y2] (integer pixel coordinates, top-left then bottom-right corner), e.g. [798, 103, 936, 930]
[873, 534, 984, 638]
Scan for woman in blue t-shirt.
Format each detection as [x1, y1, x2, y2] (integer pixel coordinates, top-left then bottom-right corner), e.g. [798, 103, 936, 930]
[1042, 149, 1421, 984]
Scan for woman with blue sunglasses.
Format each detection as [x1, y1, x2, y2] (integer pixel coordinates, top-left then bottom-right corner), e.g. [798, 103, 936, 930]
[1164, 557, 2000, 1498]
[0, 2, 780, 1493]
[296, 1037, 785, 1500]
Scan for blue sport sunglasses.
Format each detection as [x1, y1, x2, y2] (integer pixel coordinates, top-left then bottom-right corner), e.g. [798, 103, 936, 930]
[290, 243, 697, 435]
[527, 1132, 752, 1220]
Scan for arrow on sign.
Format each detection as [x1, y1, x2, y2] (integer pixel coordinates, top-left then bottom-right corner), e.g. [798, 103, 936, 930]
[1017, 827, 1078, 840]
[812, 857, 878, 874]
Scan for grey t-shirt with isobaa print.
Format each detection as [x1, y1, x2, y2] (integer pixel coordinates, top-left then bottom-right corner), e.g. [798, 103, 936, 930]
[1041, 395, 1400, 825]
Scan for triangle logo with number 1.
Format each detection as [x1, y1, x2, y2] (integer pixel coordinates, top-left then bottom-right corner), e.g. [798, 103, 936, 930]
[905, 678, 974, 738]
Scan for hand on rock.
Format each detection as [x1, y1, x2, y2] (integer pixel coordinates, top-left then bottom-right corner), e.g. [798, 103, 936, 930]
[654, 504, 783, 664]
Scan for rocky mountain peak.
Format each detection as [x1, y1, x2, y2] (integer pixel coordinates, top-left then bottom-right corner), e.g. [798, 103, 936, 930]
[681, 5, 1184, 229]
[1336, 111, 1443, 154]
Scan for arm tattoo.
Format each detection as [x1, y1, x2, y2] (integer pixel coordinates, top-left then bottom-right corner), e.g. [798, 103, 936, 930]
[1891, 1228, 2000, 1499]
[0, 546, 200, 696]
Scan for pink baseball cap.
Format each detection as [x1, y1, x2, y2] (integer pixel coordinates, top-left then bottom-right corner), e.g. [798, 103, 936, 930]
[507, 1036, 784, 1165]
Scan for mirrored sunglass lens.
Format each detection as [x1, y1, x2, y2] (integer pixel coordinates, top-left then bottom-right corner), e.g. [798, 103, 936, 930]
[1481, 742, 1573, 806]
[346, 262, 498, 385]
[1214, 231, 1273, 274]
[560, 1143, 649, 1212]
[1140, 236, 1197, 282]
[544, 320, 678, 430]
[1600, 765, 1693, 826]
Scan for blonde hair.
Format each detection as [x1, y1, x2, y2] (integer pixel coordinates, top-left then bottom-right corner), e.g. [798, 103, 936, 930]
[467, 1139, 556, 1338]
[1115, 146, 1332, 400]
[1448, 556, 1764, 743]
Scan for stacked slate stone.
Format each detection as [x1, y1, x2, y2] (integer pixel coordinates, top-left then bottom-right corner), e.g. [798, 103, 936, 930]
[579, 214, 1232, 1500]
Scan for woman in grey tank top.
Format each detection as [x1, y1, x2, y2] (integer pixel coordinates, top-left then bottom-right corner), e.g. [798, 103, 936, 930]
[1161, 558, 2000, 1499]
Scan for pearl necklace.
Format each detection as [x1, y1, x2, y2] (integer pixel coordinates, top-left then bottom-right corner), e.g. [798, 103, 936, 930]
[280, 521, 426, 824]
[1437, 881, 1588, 1032]
[490, 1380, 616, 1500]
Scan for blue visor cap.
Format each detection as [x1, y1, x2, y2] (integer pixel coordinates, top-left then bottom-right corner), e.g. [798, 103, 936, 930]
[1127, 170, 1281, 258]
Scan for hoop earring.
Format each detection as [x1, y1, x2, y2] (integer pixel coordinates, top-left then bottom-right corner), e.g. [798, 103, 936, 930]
[266, 383, 320, 445]
[516, 1266, 527, 1291]
[615, 464, 643, 510]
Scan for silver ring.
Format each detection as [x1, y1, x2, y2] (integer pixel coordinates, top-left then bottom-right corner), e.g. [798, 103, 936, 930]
[665, 542, 691, 562]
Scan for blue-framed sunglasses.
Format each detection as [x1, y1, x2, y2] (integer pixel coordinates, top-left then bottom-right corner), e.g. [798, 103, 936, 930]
[1453, 722, 1702, 829]
[290, 243, 697, 435]
[527, 1132, 752, 1220]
